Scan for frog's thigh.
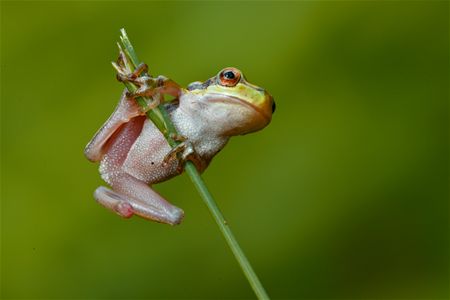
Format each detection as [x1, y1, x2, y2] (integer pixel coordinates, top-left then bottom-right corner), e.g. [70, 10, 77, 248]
[85, 90, 142, 162]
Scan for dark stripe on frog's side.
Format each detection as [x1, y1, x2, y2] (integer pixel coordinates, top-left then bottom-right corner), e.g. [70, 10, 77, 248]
[187, 78, 214, 91]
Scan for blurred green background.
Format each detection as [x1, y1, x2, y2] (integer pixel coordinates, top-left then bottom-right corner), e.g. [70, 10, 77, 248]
[1, 1, 448, 299]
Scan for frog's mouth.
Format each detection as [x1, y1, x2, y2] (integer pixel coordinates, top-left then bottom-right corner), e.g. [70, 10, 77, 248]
[205, 93, 272, 122]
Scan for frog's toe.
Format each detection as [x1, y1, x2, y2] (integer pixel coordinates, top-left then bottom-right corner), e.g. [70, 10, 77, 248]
[116, 201, 134, 218]
[163, 140, 194, 165]
[169, 207, 184, 225]
[163, 141, 206, 173]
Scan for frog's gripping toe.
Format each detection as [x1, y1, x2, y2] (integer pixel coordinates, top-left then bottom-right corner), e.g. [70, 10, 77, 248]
[163, 138, 202, 172]
[94, 186, 184, 225]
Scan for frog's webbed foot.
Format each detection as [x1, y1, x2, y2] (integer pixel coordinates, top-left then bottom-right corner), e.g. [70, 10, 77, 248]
[163, 135, 204, 173]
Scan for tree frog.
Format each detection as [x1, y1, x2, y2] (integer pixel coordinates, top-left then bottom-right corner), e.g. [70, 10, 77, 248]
[85, 67, 275, 225]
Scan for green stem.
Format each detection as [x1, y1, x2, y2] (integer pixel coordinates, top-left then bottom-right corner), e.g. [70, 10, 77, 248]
[184, 163, 269, 299]
[118, 28, 269, 300]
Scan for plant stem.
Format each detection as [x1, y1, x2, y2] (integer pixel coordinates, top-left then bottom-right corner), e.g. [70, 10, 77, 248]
[117, 28, 269, 300]
[184, 163, 269, 299]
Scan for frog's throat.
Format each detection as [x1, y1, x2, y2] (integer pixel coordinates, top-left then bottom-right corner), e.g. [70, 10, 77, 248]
[205, 93, 271, 121]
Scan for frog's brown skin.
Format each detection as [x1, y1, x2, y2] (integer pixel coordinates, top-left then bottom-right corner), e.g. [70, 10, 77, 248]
[85, 68, 275, 225]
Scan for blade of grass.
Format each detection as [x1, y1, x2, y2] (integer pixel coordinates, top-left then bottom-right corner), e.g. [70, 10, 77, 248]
[117, 28, 269, 300]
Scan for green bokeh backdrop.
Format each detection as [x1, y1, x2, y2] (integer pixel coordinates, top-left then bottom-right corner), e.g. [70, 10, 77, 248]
[1, 1, 448, 299]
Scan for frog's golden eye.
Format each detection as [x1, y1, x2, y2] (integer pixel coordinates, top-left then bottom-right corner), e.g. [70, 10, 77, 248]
[219, 68, 241, 87]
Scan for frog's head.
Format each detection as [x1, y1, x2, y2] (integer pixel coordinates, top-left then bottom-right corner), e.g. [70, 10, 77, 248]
[187, 67, 275, 136]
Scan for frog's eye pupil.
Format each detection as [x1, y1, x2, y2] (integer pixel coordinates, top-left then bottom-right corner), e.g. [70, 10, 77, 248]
[224, 71, 235, 80]
[271, 100, 276, 114]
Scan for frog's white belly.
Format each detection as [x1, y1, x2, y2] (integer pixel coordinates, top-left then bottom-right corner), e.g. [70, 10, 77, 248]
[122, 105, 229, 184]
[123, 119, 179, 183]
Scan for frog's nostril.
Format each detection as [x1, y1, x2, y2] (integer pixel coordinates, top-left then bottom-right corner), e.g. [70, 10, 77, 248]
[271, 100, 276, 114]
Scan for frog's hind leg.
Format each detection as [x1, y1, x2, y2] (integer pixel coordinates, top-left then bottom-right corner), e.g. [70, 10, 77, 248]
[84, 90, 143, 162]
[94, 175, 184, 225]
[94, 116, 184, 225]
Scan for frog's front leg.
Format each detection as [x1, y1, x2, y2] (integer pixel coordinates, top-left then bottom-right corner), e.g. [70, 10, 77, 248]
[163, 134, 207, 173]
[117, 62, 182, 100]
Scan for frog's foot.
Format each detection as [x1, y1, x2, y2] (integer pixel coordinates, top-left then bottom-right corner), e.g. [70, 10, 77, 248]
[94, 186, 184, 225]
[163, 136, 203, 173]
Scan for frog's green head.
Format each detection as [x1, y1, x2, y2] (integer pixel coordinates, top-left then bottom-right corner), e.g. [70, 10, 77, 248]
[187, 67, 275, 136]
